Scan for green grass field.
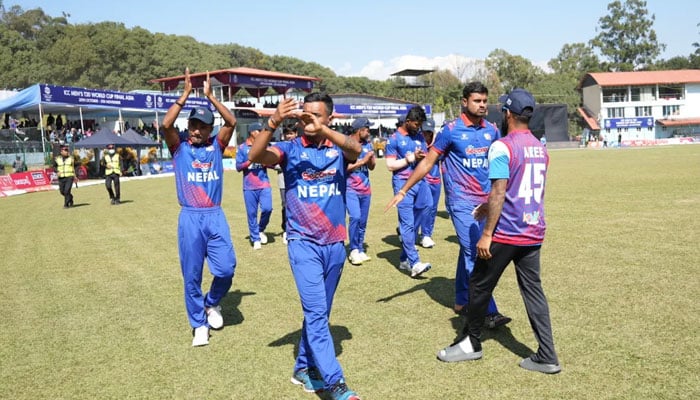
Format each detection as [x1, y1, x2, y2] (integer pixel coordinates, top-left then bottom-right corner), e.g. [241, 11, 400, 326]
[1, 145, 699, 399]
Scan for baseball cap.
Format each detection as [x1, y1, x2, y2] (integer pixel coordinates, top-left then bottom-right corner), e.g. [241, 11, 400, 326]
[422, 119, 435, 132]
[106, 143, 115, 149]
[188, 107, 214, 125]
[351, 117, 373, 131]
[248, 122, 263, 133]
[499, 88, 536, 116]
[60, 144, 69, 150]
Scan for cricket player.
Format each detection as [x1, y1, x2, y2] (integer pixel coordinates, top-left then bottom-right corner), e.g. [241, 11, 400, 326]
[162, 68, 238, 347]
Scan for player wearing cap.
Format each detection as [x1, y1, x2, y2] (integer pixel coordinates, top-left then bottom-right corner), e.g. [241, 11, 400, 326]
[436, 88, 561, 374]
[248, 93, 363, 400]
[345, 117, 376, 265]
[162, 68, 238, 347]
[102, 143, 122, 205]
[236, 122, 273, 249]
[417, 118, 439, 249]
[386, 82, 510, 328]
[53, 144, 76, 208]
[385, 106, 432, 278]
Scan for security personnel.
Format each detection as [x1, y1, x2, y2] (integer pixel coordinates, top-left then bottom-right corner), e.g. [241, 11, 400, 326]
[53, 144, 75, 208]
[102, 143, 122, 204]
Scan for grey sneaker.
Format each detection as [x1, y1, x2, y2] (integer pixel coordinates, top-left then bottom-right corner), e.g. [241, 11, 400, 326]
[398, 260, 411, 271]
[410, 262, 431, 278]
[437, 335, 483, 362]
[485, 313, 512, 329]
[519, 356, 561, 374]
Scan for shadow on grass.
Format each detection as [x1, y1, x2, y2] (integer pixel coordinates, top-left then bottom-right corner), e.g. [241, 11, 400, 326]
[268, 325, 352, 360]
[115, 199, 134, 205]
[219, 289, 256, 327]
[66, 202, 90, 208]
[447, 316, 534, 358]
[378, 276, 533, 358]
[437, 210, 450, 220]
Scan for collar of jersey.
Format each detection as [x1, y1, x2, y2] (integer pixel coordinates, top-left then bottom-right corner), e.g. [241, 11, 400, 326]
[460, 114, 487, 128]
[301, 134, 333, 148]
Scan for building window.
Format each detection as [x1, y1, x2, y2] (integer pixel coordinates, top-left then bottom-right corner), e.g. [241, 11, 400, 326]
[658, 84, 683, 100]
[630, 86, 656, 102]
[662, 105, 680, 116]
[635, 106, 652, 116]
[603, 87, 628, 103]
[607, 107, 625, 118]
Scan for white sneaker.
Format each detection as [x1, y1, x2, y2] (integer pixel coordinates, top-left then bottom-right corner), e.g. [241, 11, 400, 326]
[359, 252, 371, 262]
[421, 236, 435, 248]
[259, 232, 268, 244]
[411, 262, 432, 278]
[192, 326, 209, 347]
[206, 305, 223, 329]
[253, 241, 262, 250]
[282, 232, 288, 245]
[399, 260, 411, 271]
[348, 249, 363, 265]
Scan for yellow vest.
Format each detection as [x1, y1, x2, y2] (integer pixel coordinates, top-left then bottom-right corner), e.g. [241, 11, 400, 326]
[104, 153, 122, 176]
[55, 156, 75, 178]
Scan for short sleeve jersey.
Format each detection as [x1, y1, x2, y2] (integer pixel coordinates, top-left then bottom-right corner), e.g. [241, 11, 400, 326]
[488, 130, 549, 245]
[236, 139, 271, 190]
[385, 128, 428, 187]
[347, 141, 373, 195]
[171, 136, 225, 208]
[272, 135, 348, 245]
[432, 115, 500, 208]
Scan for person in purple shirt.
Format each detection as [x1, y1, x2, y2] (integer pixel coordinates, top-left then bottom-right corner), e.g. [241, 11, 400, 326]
[436, 88, 561, 374]
[248, 93, 363, 400]
[386, 82, 510, 330]
[162, 68, 238, 347]
[385, 106, 432, 278]
[346, 117, 376, 266]
[236, 122, 273, 249]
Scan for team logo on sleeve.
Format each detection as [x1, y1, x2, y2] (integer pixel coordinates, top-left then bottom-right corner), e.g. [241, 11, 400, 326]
[484, 133, 492, 140]
[325, 149, 339, 159]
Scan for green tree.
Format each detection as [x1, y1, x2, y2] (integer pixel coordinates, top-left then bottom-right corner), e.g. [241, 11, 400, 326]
[485, 49, 544, 96]
[590, 0, 665, 71]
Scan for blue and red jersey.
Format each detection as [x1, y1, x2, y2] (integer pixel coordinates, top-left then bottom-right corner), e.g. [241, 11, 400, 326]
[236, 138, 271, 190]
[385, 128, 428, 187]
[170, 136, 226, 208]
[487, 130, 549, 246]
[271, 135, 348, 245]
[346, 141, 373, 196]
[432, 115, 500, 208]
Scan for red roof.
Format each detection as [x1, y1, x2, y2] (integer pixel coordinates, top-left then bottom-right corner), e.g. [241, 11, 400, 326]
[149, 67, 321, 84]
[577, 107, 600, 130]
[580, 69, 700, 88]
[656, 118, 700, 127]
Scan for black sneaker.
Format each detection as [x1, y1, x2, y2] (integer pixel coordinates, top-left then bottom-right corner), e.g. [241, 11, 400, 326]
[485, 313, 512, 329]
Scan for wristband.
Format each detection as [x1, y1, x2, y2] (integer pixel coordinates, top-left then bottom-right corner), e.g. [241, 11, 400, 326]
[175, 101, 185, 107]
[398, 189, 407, 196]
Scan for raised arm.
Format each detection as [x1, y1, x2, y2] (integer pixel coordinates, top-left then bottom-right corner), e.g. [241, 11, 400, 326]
[203, 71, 236, 146]
[162, 67, 192, 149]
[299, 113, 361, 161]
[248, 98, 298, 165]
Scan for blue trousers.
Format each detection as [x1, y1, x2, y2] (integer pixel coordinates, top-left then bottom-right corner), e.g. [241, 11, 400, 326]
[346, 191, 371, 252]
[396, 181, 430, 265]
[178, 206, 236, 328]
[448, 204, 498, 315]
[243, 188, 272, 242]
[420, 182, 441, 238]
[288, 240, 346, 389]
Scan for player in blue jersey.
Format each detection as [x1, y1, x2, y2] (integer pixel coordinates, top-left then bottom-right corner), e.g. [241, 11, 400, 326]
[346, 117, 376, 266]
[162, 68, 238, 347]
[385, 106, 432, 278]
[386, 82, 511, 329]
[436, 88, 561, 374]
[248, 94, 363, 400]
[236, 122, 273, 249]
[417, 118, 439, 249]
